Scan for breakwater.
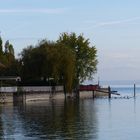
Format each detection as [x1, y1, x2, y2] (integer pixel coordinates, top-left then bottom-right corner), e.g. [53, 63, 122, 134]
[0, 86, 64, 103]
[0, 86, 114, 103]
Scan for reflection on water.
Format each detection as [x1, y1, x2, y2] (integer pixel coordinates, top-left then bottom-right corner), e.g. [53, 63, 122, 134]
[1, 96, 140, 140]
[0, 99, 98, 140]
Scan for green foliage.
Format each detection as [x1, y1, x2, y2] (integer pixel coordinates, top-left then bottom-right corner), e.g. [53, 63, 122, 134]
[0, 37, 2, 54]
[20, 32, 98, 92]
[0, 32, 98, 93]
[53, 44, 75, 92]
[57, 32, 98, 85]
[20, 41, 76, 92]
[0, 37, 16, 76]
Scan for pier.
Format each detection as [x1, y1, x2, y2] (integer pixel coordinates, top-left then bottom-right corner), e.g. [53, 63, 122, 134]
[79, 85, 120, 99]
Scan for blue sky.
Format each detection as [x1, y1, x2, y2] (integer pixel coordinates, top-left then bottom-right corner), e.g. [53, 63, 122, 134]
[0, 0, 140, 83]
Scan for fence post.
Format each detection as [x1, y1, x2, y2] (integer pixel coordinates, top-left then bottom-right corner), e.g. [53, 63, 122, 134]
[108, 86, 111, 99]
[134, 84, 136, 98]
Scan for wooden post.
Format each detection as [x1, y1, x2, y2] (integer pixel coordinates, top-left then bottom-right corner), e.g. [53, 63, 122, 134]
[0, 80, 1, 103]
[76, 89, 79, 98]
[0, 80, 1, 94]
[134, 84, 136, 98]
[64, 84, 66, 98]
[24, 91, 26, 104]
[108, 86, 111, 99]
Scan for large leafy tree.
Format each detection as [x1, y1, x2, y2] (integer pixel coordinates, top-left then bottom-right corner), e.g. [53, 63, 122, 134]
[20, 33, 97, 93]
[53, 44, 75, 92]
[0, 37, 2, 54]
[4, 40, 15, 66]
[0, 37, 16, 76]
[57, 32, 98, 89]
[20, 42, 56, 81]
[0, 37, 4, 68]
[20, 40, 75, 92]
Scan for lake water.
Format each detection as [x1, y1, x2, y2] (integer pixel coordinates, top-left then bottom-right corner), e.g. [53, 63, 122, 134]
[0, 86, 140, 140]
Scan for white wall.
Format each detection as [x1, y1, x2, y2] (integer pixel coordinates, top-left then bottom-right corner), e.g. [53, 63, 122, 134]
[0, 86, 64, 93]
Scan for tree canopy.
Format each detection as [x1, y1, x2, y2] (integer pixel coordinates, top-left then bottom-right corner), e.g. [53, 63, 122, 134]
[20, 33, 97, 92]
[20, 40, 76, 92]
[57, 32, 98, 87]
[0, 36, 16, 76]
[0, 32, 98, 93]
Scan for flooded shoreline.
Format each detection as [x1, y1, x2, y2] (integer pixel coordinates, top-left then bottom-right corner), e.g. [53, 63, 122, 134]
[0, 86, 140, 139]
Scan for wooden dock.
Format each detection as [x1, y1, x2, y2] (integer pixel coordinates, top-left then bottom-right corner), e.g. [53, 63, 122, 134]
[79, 85, 119, 99]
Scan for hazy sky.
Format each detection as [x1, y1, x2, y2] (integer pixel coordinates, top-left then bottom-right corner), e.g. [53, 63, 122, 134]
[0, 0, 140, 82]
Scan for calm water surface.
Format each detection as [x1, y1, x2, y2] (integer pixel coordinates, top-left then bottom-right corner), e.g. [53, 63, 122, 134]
[0, 87, 140, 140]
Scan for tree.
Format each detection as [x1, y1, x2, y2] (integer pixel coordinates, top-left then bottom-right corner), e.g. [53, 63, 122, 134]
[57, 32, 98, 91]
[0, 36, 4, 66]
[0, 37, 16, 76]
[20, 42, 57, 81]
[20, 40, 75, 92]
[20, 33, 98, 94]
[20, 46, 35, 80]
[3, 40, 15, 67]
[0, 36, 2, 54]
[52, 44, 75, 93]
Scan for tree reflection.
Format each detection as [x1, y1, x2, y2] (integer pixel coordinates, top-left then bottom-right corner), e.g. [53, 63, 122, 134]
[16, 99, 98, 140]
[0, 106, 4, 139]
